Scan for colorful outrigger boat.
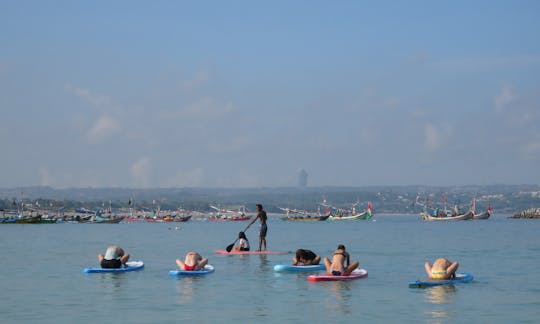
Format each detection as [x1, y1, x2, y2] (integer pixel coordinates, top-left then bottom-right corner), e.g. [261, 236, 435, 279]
[327, 202, 373, 221]
[417, 195, 475, 221]
[471, 198, 492, 219]
[422, 211, 474, 221]
[279, 207, 330, 221]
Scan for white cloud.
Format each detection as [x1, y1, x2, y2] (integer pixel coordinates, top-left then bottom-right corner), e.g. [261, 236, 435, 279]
[65, 83, 113, 109]
[522, 140, 540, 158]
[214, 173, 262, 188]
[494, 84, 515, 112]
[208, 136, 251, 154]
[86, 115, 121, 144]
[39, 168, 55, 186]
[180, 70, 210, 92]
[432, 54, 540, 72]
[158, 97, 236, 122]
[424, 123, 442, 152]
[165, 168, 205, 187]
[185, 97, 235, 117]
[130, 157, 153, 187]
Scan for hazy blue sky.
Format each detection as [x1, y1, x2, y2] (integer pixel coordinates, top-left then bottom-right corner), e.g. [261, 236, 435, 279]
[1, 1, 539, 188]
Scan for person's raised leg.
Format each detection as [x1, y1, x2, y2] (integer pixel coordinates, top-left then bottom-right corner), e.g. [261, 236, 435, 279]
[176, 259, 186, 270]
[324, 257, 332, 274]
[197, 258, 208, 270]
[120, 253, 130, 264]
[344, 261, 359, 275]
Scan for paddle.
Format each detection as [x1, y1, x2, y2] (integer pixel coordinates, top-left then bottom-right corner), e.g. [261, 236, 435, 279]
[225, 222, 254, 252]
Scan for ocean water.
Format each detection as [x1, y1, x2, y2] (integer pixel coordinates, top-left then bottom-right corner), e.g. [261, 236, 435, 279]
[1, 214, 539, 323]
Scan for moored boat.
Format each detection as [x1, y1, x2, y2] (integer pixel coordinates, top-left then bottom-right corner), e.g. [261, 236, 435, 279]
[163, 215, 192, 222]
[208, 205, 250, 221]
[79, 216, 125, 223]
[327, 202, 373, 221]
[417, 195, 474, 221]
[1, 215, 43, 224]
[422, 211, 473, 221]
[471, 199, 492, 219]
[279, 207, 330, 221]
[282, 214, 330, 221]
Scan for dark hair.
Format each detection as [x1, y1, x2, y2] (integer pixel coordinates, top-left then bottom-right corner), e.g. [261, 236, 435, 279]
[239, 231, 247, 239]
[295, 249, 304, 259]
[256, 204, 263, 209]
[337, 244, 345, 250]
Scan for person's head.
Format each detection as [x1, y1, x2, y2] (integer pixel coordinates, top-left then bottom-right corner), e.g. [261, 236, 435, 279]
[337, 244, 345, 251]
[256, 204, 263, 211]
[295, 249, 304, 259]
[239, 231, 247, 239]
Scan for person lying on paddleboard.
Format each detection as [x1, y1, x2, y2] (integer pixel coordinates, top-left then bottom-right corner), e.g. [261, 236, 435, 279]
[323, 244, 359, 276]
[176, 252, 208, 271]
[425, 258, 459, 279]
[234, 231, 250, 251]
[293, 249, 321, 265]
[98, 245, 130, 269]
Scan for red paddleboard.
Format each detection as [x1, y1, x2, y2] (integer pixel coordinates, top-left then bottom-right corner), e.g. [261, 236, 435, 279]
[307, 268, 368, 281]
[214, 249, 290, 255]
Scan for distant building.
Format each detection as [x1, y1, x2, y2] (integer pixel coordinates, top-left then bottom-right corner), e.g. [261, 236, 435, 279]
[298, 169, 308, 187]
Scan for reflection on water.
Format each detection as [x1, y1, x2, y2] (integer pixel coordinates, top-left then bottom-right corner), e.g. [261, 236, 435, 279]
[95, 273, 128, 293]
[258, 254, 269, 271]
[174, 277, 200, 304]
[424, 285, 456, 305]
[313, 281, 353, 315]
[423, 285, 457, 322]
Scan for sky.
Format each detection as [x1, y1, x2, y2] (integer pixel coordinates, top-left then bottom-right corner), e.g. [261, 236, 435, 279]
[1, 1, 539, 188]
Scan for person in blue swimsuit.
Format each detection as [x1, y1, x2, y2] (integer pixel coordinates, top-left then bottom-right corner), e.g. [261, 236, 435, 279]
[98, 245, 130, 269]
[248, 204, 267, 251]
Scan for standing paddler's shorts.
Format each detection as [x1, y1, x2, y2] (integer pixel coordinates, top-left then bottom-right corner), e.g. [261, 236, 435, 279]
[260, 223, 267, 237]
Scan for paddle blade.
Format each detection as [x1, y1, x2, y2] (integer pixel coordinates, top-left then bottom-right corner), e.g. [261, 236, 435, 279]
[226, 243, 234, 252]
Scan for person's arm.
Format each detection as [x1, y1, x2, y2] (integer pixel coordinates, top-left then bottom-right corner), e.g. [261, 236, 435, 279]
[248, 214, 259, 226]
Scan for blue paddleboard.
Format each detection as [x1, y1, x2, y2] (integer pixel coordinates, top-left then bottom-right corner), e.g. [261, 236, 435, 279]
[83, 260, 144, 273]
[273, 264, 326, 272]
[168, 264, 215, 276]
[408, 272, 474, 288]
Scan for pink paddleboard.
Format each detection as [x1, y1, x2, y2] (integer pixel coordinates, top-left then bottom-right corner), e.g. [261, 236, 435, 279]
[214, 249, 290, 255]
[307, 268, 368, 282]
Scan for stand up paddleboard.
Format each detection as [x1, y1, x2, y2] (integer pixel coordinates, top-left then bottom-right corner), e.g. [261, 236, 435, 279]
[408, 272, 474, 288]
[274, 264, 326, 272]
[215, 249, 290, 255]
[168, 265, 215, 276]
[307, 268, 368, 282]
[83, 261, 144, 273]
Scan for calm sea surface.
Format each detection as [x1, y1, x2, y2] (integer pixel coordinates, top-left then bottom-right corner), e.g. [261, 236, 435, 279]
[1, 214, 539, 323]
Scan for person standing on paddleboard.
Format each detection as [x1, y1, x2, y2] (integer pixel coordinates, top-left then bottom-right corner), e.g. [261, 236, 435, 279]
[248, 204, 267, 251]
